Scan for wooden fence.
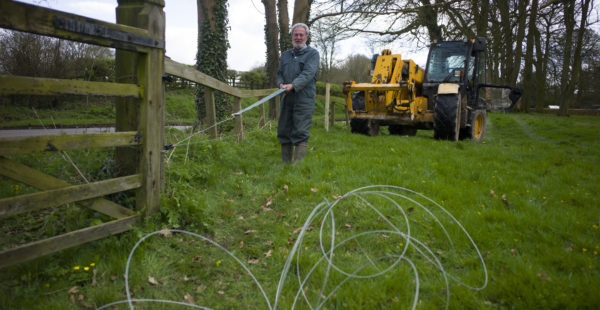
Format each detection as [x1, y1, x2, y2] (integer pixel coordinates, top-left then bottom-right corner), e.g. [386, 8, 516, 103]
[164, 58, 278, 140]
[0, 0, 277, 269]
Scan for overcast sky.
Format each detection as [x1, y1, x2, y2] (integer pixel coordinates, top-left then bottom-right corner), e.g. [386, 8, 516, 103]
[18, 0, 427, 71]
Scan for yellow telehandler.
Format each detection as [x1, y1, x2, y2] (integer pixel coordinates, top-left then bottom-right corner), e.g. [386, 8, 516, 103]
[343, 37, 522, 141]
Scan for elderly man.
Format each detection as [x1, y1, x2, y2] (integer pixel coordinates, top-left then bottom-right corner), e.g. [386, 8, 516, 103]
[277, 23, 320, 164]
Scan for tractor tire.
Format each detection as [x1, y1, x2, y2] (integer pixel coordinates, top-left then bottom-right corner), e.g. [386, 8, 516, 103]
[350, 118, 369, 134]
[350, 118, 380, 136]
[433, 94, 460, 141]
[460, 109, 487, 141]
[367, 119, 380, 136]
[389, 125, 417, 136]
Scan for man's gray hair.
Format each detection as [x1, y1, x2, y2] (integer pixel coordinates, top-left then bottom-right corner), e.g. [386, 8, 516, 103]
[290, 23, 309, 35]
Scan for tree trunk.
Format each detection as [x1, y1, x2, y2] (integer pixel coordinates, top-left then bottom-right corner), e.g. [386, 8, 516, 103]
[418, 0, 443, 41]
[558, 1, 575, 116]
[292, 0, 311, 25]
[473, 0, 489, 37]
[496, 0, 512, 83]
[569, 0, 591, 108]
[488, 9, 503, 83]
[278, 0, 292, 52]
[196, 0, 230, 123]
[509, 0, 529, 89]
[522, 0, 539, 112]
[534, 10, 553, 112]
[263, 0, 280, 119]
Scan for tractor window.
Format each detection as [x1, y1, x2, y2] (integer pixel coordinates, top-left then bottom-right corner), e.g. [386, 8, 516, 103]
[476, 52, 486, 84]
[425, 43, 468, 83]
[467, 55, 475, 82]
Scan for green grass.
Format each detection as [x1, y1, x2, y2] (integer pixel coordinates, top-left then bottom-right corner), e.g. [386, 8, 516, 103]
[165, 88, 197, 124]
[0, 99, 599, 309]
[0, 98, 117, 127]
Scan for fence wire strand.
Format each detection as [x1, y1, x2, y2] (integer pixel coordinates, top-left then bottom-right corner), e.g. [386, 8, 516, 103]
[98, 185, 487, 310]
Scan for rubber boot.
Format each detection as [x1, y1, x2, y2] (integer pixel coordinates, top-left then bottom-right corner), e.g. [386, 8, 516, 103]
[293, 142, 308, 162]
[281, 144, 293, 164]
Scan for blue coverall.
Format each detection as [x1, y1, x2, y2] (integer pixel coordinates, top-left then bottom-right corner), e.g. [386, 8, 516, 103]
[276, 46, 320, 145]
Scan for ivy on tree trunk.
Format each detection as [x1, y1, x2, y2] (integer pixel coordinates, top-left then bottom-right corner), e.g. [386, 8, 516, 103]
[196, 0, 230, 124]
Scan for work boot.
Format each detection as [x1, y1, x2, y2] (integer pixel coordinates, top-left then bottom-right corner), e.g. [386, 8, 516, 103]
[281, 144, 293, 164]
[293, 142, 308, 162]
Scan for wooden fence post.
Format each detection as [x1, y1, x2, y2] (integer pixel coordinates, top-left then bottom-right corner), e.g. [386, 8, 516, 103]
[116, 0, 165, 216]
[234, 96, 244, 141]
[345, 105, 350, 126]
[324, 83, 330, 131]
[205, 87, 218, 139]
[330, 98, 335, 126]
[259, 99, 266, 127]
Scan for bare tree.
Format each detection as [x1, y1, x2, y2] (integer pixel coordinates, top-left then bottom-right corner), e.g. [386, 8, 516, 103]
[311, 17, 353, 81]
[533, 3, 561, 111]
[263, 0, 280, 119]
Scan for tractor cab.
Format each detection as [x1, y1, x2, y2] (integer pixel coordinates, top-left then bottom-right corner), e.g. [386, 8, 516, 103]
[423, 38, 521, 111]
[424, 41, 471, 84]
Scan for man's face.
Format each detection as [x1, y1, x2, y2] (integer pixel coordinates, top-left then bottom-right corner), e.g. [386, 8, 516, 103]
[292, 27, 308, 49]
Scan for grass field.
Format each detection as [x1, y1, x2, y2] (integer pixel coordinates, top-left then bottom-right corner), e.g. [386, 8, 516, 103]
[0, 92, 599, 309]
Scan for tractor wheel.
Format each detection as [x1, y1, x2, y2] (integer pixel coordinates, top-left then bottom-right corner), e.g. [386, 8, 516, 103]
[350, 119, 379, 136]
[433, 94, 460, 141]
[367, 119, 380, 136]
[460, 109, 487, 141]
[389, 125, 417, 136]
[350, 118, 369, 134]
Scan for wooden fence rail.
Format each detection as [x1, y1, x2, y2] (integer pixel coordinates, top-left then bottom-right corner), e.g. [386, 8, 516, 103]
[164, 58, 279, 140]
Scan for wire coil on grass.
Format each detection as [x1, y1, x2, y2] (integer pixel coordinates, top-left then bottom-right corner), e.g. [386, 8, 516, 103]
[98, 185, 487, 310]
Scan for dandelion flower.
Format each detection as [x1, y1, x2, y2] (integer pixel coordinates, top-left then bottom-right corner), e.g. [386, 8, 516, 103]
[90, 263, 96, 267]
[74, 266, 80, 270]
[216, 260, 222, 266]
[84, 266, 90, 271]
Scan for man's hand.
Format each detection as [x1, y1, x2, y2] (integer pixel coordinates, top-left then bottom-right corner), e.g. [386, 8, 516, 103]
[279, 83, 294, 92]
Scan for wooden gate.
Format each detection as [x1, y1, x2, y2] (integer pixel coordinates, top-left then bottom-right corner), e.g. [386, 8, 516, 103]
[0, 0, 164, 268]
[0, 0, 283, 269]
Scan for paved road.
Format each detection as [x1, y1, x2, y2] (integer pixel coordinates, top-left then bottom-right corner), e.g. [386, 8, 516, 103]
[0, 126, 190, 138]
